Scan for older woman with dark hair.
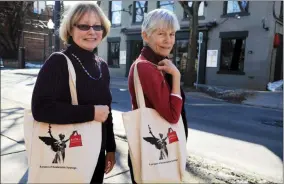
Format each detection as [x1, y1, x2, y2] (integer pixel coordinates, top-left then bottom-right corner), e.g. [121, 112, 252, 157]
[127, 8, 188, 183]
[31, 2, 116, 183]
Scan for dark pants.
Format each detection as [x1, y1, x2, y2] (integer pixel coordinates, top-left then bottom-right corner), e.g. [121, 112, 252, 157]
[128, 152, 137, 184]
[90, 151, 105, 184]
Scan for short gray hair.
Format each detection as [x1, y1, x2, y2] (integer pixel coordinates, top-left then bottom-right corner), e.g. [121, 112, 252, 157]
[141, 9, 180, 36]
[59, 1, 110, 44]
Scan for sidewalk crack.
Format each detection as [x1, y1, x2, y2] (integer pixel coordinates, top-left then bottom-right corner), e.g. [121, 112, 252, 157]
[104, 170, 129, 179]
[1, 150, 26, 156]
[1, 134, 23, 144]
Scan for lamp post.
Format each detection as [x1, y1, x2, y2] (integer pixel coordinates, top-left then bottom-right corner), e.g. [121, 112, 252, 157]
[54, 1, 61, 51]
[47, 19, 54, 55]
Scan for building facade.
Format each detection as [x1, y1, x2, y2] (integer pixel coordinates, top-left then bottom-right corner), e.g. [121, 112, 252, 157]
[98, 1, 283, 90]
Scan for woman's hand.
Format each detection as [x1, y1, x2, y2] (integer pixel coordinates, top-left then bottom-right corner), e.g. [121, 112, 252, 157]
[158, 59, 181, 96]
[157, 59, 180, 77]
[105, 152, 116, 174]
[94, 105, 109, 123]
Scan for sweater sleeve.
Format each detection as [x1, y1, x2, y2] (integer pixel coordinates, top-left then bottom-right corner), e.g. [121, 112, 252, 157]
[137, 62, 183, 124]
[105, 105, 116, 152]
[102, 61, 116, 152]
[31, 54, 94, 124]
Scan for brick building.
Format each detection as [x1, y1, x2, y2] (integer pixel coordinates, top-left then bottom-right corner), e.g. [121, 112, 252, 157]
[22, 2, 66, 63]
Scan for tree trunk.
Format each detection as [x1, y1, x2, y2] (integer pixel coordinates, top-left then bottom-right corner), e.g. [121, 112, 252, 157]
[183, 2, 200, 87]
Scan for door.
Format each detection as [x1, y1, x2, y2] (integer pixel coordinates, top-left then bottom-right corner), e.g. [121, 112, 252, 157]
[274, 34, 283, 81]
[125, 40, 144, 77]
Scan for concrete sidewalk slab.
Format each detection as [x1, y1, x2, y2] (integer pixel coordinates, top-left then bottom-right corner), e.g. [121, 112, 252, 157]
[1, 151, 28, 183]
[104, 139, 132, 183]
[1, 136, 25, 155]
[1, 124, 25, 144]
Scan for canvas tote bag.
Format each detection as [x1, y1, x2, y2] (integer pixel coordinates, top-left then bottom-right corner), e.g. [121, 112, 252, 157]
[23, 52, 102, 183]
[122, 60, 187, 183]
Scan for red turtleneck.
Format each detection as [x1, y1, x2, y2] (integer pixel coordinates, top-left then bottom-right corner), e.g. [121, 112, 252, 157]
[128, 46, 183, 124]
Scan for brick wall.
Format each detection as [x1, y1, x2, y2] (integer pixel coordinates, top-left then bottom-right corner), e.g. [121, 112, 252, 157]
[23, 31, 66, 62]
[24, 32, 47, 62]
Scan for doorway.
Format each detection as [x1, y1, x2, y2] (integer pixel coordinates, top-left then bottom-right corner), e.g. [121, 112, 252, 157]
[274, 34, 283, 81]
[125, 40, 144, 77]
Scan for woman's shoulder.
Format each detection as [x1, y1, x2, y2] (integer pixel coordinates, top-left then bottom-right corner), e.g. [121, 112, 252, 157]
[136, 59, 159, 73]
[132, 60, 164, 83]
[40, 52, 69, 73]
[45, 52, 68, 65]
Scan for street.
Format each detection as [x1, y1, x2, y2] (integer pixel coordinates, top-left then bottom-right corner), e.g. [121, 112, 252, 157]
[1, 69, 283, 183]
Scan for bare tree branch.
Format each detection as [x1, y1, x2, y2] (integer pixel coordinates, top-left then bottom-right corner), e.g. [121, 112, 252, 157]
[237, 1, 245, 12]
[179, 1, 193, 17]
[0, 1, 33, 58]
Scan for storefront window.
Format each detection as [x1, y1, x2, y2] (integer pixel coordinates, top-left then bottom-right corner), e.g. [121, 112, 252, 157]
[175, 40, 188, 76]
[108, 42, 120, 68]
[174, 39, 200, 79]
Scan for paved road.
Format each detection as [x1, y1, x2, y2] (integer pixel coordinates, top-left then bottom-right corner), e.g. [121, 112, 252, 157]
[1, 69, 283, 183]
[110, 84, 283, 183]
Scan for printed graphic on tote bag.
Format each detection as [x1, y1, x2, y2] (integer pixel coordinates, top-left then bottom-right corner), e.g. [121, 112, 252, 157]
[167, 128, 179, 144]
[143, 125, 167, 160]
[39, 124, 82, 164]
[143, 125, 179, 161]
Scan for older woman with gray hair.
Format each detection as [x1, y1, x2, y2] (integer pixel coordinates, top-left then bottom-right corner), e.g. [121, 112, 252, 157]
[128, 8, 188, 183]
[31, 2, 116, 183]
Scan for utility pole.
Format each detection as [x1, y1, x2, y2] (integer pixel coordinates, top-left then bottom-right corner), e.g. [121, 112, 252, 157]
[53, 1, 61, 51]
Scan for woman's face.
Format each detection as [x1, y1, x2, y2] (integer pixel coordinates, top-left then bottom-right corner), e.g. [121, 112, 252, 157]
[142, 28, 175, 57]
[71, 11, 103, 51]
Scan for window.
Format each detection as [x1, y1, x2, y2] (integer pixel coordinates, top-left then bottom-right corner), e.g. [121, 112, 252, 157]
[109, 1, 121, 26]
[219, 36, 246, 74]
[175, 40, 188, 76]
[133, 1, 148, 23]
[223, 1, 249, 16]
[108, 42, 120, 68]
[157, 1, 174, 11]
[184, 1, 205, 19]
[174, 38, 200, 77]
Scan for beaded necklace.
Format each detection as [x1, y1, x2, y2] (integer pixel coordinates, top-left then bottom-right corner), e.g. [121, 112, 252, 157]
[71, 53, 102, 80]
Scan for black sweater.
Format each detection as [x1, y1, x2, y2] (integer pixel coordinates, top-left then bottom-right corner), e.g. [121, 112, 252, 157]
[31, 42, 116, 152]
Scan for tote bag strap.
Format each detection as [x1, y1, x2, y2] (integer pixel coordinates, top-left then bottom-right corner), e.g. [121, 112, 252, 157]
[133, 61, 146, 108]
[133, 59, 165, 108]
[52, 52, 78, 105]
